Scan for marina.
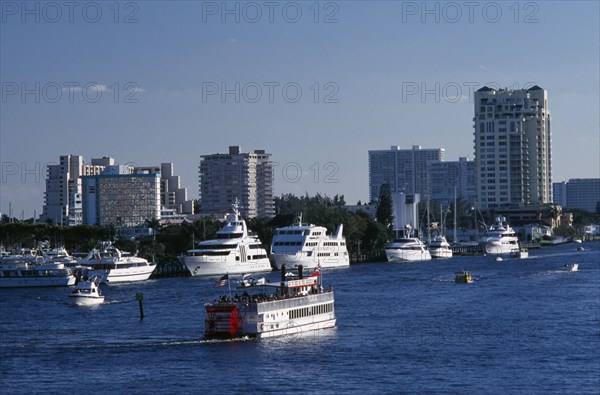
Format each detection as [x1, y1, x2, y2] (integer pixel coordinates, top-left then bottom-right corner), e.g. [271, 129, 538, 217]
[1, 241, 598, 393]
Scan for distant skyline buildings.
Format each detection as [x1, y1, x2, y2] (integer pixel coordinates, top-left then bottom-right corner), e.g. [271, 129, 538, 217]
[368, 145, 445, 203]
[40, 155, 115, 226]
[199, 146, 274, 218]
[2, 3, 598, 220]
[553, 179, 600, 213]
[39, 155, 193, 226]
[473, 86, 552, 210]
[428, 157, 477, 207]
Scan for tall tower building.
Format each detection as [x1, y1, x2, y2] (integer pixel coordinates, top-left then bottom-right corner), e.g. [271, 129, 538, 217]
[199, 146, 274, 218]
[473, 86, 552, 209]
[368, 145, 445, 202]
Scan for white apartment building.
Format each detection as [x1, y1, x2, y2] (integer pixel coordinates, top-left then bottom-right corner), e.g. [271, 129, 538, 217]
[553, 179, 600, 212]
[40, 156, 114, 225]
[473, 86, 552, 209]
[368, 145, 445, 202]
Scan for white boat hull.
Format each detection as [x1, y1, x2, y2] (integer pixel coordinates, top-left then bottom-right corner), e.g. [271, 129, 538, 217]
[184, 256, 272, 277]
[87, 264, 156, 284]
[0, 275, 76, 288]
[483, 243, 519, 256]
[69, 295, 105, 306]
[256, 317, 336, 339]
[429, 248, 453, 259]
[205, 290, 335, 339]
[386, 249, 432, 262]
[272, 252, 349, 270]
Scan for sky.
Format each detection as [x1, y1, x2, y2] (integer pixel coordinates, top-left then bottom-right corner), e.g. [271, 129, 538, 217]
[1, 0, 599, 219]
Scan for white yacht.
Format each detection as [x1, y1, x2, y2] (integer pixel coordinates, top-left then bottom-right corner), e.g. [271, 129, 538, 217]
[44, 247, 77, 264]
[80, 244, 156, 283]
[428, 235, 453, 259]
[0, 257, 76, 287]
[270, 214, 349, 269]
[479, 217, 519, 256]
[385, 226, 432, 262]
[204, 265, 335, 339]
[182, 203, 272, 277]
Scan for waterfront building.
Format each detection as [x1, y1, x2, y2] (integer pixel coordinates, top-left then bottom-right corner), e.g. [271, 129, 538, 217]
[41, 156, 194, 226]
[427, 157, 477, 207]
[473, 86, 552, 209]
[553, 179, 600, 212]
[368, 145, 444, 202]
[134, 163, 194, 214]
[40, 156, 114, 225]
[82, 166, 161, 227]
[199, 146, 274, 218]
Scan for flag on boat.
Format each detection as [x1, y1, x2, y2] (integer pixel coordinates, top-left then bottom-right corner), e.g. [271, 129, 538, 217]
[214, 274, 229, 287]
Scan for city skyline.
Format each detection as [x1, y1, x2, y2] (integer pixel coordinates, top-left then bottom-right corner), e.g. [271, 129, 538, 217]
[1, 2, 599, 218]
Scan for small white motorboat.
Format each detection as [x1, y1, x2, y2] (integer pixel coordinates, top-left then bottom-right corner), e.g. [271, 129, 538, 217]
[69, 276, 104, 306]
[495, 256, 503, 262]
[565, 263, 579, 272]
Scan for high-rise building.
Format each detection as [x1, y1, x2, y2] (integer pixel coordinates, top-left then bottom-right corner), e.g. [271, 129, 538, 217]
[199, 146, 274, 218]
[368, 145, 445, 202]
[473, 86, 552, 209]
[82, 165, 161, 227]
[40, 155, 113, 225]
[553, 179, 600, 212]
[133, 163, 194, 214]
[427, 157, 477, 206]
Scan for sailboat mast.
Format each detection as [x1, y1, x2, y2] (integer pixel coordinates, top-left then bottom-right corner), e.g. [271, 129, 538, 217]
[453, 187, 457, 243]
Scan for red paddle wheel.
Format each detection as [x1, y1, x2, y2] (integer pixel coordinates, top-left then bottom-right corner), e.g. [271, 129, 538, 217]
[229, 307, 242, 336]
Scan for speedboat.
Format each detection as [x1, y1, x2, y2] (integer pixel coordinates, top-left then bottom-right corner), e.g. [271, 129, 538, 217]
[69, 276, 104, 306]
[479, 217, 519, 256]
[385, 225, 431, 262]
[182, 202, 272, 276]
[455, 270, 473, 283]
[270, 214, 349, 269]
[564, 263, 578, 272]
[510, 247, 529, 259]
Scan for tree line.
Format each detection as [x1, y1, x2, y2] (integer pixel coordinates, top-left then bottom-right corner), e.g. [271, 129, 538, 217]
[2, 193, 598, 264]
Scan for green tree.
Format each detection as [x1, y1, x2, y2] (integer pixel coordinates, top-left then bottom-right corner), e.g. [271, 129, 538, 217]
[375, 183, 393, 227]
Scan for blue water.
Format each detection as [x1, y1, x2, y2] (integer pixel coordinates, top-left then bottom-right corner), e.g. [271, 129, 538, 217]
[1, 242, 599, 394]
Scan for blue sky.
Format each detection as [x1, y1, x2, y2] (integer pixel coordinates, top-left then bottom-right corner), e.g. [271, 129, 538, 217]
[1, 1, 599, 218]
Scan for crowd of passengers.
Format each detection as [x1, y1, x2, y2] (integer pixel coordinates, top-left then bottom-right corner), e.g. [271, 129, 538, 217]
[217, 286, 327, 303]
